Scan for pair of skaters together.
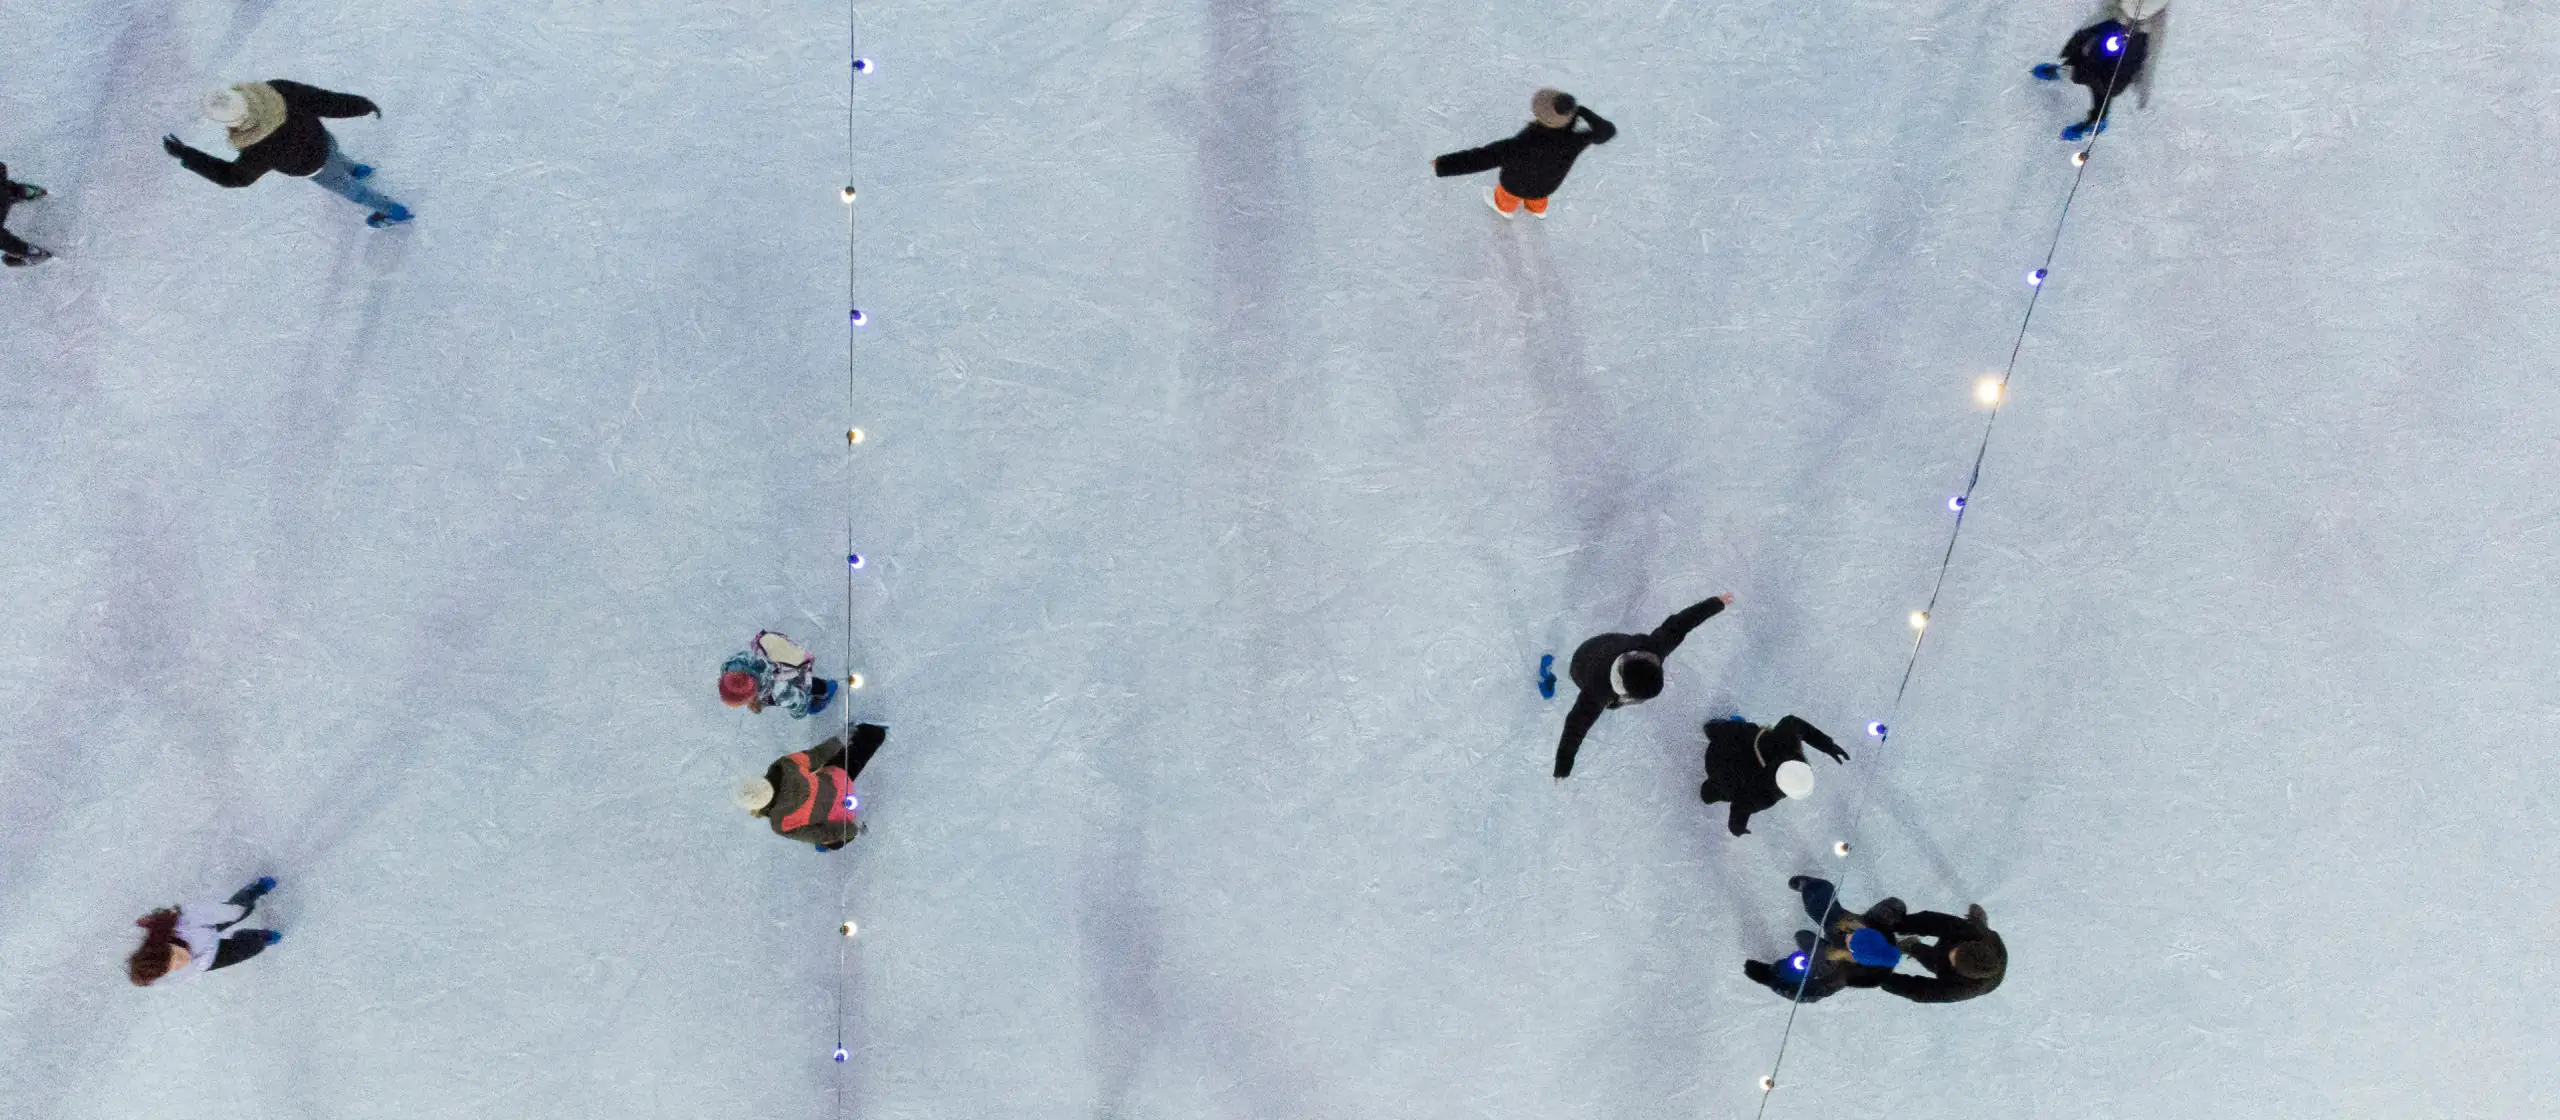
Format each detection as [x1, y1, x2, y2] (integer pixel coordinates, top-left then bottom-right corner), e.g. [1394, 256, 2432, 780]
[719, 630, 886, 853]
[1428, 11, 2159, 220]
[4, 75, 411, 272]
[1552, 593, 1849, 837]
[1745, 875, 2007, 1005]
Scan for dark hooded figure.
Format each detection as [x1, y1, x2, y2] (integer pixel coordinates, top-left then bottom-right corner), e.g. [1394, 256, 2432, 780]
[1699, 715, 1847, 836]
[1743, 876, 1907, 1003]
[1883, 904, 2007, 1003]
[2032, 18, 2152, 140]
[1551, 594, 1731, 778]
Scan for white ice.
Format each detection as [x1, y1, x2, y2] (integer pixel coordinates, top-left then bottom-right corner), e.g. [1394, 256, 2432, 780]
[4, 0, 2557, 1116]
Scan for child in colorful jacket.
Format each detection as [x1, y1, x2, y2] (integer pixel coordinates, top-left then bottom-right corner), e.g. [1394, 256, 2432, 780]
[718, 630, 837, 718]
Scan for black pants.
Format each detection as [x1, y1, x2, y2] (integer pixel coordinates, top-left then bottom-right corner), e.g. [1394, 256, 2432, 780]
[206, 885, 271, 971]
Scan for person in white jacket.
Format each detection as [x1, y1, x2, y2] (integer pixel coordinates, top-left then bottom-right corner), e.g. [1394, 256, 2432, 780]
[127, 877, 281, 986]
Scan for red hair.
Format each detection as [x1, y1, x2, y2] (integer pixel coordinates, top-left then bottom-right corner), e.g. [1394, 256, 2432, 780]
[719, 671, 758, 706]
[129, 909, 183, 986]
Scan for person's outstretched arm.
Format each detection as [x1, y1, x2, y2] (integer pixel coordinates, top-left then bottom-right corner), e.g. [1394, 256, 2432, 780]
[841, 723, 887, 781]
[1647, 594, 1730, 655]
[1774, 715, 1849, 763]
[1574, 107, 1617, 144]
[1433, 138, 1509, 178]
[268, 80, 380, 118]
[163, 136, 267, 188]
[1727, 798, 1755, 836]
[1877, 971, 1983, 1003]
[1554, 692, 1604, 778]
[1892, 909, 1982, 940]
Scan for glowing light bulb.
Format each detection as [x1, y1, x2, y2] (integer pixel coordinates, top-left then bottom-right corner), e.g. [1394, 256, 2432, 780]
[1867, 721, 1888, 739]
[841, 186, 857, 203]
[850, 309, 868, 326]
[2104, 35, 2124, 53]
[1833, 840, 1852, 857]
[2071, 151, 2088, 167]
[2028, 268, 2048, 286]
[847, 428, 866, 444]
[1759, 1076, 1777, 1092]
[1947, 495, 1966, 512]
[1975, 377, 2003, 406]
[833, 1048, 849, 1063]
[846, 673, 865, 690]
[844, 795, 858, 810]
[848, 552, 866, 569]
[852, 58, 874, 73]
[1908, 611, 1929, 631]
[841, 920, 860, 937]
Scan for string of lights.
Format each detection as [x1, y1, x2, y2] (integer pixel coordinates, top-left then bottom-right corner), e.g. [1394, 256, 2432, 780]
[829, 10, 875, 1114]
[1749, 40, 2138, 1118]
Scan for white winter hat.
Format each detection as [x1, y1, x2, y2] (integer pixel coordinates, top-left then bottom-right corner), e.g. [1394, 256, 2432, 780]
[734, 777, 776, 813]
[1774, 760, 1815, 799]
[202, 87, 251, 126]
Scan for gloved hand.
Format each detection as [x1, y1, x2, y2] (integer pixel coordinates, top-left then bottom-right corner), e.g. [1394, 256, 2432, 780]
[161, 134, 187, 158]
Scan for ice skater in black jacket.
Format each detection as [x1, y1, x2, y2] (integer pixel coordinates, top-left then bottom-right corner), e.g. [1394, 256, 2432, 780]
[0, 162, 50, 267]
[1743, 876, 1908, 1003]
[1433, 88, 1616, 219]
[1699, 715, 1847, 835]
[1881, 904, 2006, 1003]
[2032, 17, 2153, 141]
[162, 81, 413, 227]
[1551, 593, 1730, 778]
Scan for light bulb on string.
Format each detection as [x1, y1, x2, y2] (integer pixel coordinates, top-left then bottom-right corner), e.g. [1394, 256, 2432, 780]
[841, 186, 857, 203]
[1759, 1076, 1777, 1092]
[1833, 840, 1852, 857]
[1867, 721, 1888, 739]
[2027, 268, 2048, 287]
[1947, 495, 1966, 512]
[2071, 151, 2088, 167]
[1908, 611, 1929, 631]
[852, 58, 874, 73]
[847, 428, 866, 445]
[849, 309, 868, 327]
[833, 1048, 849, 1063]
[848, 553, 866, 570]
[1975, 377, 2004, 406]
[845, 673, 865, 690]
[840, 919, 860, 937]
[2104, 35, 2124, 54]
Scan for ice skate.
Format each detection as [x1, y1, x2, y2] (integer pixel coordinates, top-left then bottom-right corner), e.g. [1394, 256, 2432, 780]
[8, 182, 44, 201]
[4, 247, 52, 267]
[1482, 187, 1515, 220]
[1537, 654, 1556, 698]
[2031, 62, 2063, 81]
[365, 205, 414, 228]
[350, 163, 374, 180]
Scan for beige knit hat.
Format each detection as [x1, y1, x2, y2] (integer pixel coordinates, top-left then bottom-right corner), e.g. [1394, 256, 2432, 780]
[1531, 88, 1577, 129]
[734, 777, 777, 814]
[205, 83, 288, 151]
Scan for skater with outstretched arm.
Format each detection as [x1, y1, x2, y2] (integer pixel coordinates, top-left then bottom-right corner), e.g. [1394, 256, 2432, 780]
[162, 81, 413, 227]
[0, 162, 51, 266]
[1551, 593, 1731, 778]
[737, 723, 886, 851]
[1433, 88, 1616, 219]
[127, 877, 283, 986]
[1699, 714, 1847, 835]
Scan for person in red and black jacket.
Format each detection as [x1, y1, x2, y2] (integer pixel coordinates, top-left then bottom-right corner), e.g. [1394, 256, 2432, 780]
[1433, 88, 1616, 219]
[161, 80, 412, 226]
[737, 724, 885, 851]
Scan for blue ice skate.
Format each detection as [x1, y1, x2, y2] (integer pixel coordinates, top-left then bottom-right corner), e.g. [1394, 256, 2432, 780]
[260, 929, 283, 945]
[806, 676, 838, 717]
[365, 205, 413, 228]
[350, 163, 374, 180]
[2030, 63, 2062, 81]
[2060, 119, 2108, 142]
[249, 875, 278, 896]
[1538, 654, 1556, 699]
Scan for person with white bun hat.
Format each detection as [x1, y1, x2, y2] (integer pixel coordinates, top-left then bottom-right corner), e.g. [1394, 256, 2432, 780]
[1699, 714, 1847, 836]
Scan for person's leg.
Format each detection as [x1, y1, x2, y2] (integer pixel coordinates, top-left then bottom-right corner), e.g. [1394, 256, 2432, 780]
[1793, 876, 1848, 932]
[1523, 196, 1548, 216]
[0, 188, 24, 257]
[207, 931, 271, 970]
[1490, 185, 1523, 214]
[308, 139, 405, 215]
[2081, 82, 2110, 126]
[0, 223, 30, 259]
[842, 731, 882, 782]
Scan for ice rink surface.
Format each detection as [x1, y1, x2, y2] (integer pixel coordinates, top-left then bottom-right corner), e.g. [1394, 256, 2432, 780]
[4, 0, 2557, 1117]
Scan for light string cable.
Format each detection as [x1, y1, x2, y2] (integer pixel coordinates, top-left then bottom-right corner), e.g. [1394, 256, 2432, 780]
[1748, 48, 2134, 1120]
[832, 6, 871, 1114]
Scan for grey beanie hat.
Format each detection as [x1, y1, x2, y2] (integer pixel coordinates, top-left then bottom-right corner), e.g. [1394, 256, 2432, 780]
[1531, 88, 1577, 129]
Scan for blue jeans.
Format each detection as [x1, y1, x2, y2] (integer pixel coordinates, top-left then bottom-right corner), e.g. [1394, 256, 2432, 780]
[308, 139, 403, 215]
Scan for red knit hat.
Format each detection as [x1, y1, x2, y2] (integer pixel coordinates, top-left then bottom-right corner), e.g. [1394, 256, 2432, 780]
[718, 671, 758, 706]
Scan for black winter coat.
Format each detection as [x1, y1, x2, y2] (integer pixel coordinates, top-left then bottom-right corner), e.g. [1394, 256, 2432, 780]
[1879, 908, 2005, 1003]
[173, 80, 380, 188]
[1552, 596, 1726, 778]
[1433, 108, 1617, 200]
[1700, 715, 1846, 836]
[2061, 20, 2150, 95]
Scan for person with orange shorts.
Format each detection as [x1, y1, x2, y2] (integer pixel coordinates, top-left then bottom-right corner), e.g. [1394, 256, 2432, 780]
[1432, 88, 1616, 219]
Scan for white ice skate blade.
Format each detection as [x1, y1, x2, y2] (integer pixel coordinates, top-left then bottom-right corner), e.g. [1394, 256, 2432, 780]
[1481, 187, 1516, 220]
